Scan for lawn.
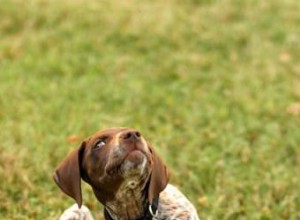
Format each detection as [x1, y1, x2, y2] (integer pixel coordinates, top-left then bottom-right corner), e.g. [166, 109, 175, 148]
[0, 0, 300, 219]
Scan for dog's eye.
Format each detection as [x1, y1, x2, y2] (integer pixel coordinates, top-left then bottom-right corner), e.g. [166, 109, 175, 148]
[94, 139, 106, 150]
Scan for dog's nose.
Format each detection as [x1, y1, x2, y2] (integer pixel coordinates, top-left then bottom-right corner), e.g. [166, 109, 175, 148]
[121, 131, 141, 142]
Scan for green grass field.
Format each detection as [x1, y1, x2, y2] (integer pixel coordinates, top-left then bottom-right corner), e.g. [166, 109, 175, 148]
[1, 0, 300, 219]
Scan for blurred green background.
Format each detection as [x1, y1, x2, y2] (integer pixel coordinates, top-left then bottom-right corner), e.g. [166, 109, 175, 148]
[0, 0, 300, 219]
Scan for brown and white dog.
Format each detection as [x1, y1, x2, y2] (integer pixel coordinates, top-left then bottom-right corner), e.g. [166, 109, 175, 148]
[53, 127, 199, 220]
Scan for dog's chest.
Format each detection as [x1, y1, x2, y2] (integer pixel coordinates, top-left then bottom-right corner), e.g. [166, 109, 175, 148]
[105, 178, 148, 220]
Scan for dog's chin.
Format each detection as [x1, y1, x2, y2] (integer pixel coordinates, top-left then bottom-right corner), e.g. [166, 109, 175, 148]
[120, 150, 148, 175]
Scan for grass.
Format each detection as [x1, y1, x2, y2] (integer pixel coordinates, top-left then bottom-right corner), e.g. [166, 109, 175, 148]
[1, 0, 300, 219]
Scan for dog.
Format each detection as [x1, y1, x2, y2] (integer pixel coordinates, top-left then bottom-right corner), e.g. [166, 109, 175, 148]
[53, 127, 199, 220]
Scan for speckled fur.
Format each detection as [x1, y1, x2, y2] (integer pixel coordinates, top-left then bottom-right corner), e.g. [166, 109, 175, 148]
[154, 184, 199, 220]
[59, 184, 199, 220]
[104, 158, 150, 220]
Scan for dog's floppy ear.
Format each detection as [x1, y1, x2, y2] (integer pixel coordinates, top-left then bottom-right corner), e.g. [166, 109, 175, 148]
[53, 141, 86, 208]
[147, 143, 169, 204]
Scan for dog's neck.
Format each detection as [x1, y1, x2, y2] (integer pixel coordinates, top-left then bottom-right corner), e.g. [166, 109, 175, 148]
[104, 179, 148, 220]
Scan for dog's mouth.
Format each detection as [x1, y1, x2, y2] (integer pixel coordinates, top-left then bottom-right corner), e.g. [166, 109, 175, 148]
[105, 149, 148, 176]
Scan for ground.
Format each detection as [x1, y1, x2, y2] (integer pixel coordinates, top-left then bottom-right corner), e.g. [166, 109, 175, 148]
[0, 0, 300, 219]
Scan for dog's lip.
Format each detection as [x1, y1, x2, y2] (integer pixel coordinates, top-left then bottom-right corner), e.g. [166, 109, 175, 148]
[126, 149, 146, 158]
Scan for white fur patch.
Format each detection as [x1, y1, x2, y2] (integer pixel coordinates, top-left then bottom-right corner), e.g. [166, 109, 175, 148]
[59, 204, 94, 220]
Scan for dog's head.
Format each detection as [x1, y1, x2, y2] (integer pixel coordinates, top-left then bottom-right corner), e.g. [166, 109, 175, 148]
[53, 127, 169, 207]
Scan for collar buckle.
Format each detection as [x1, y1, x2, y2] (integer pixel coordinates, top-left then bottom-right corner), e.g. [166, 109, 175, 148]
[148, 204, 157, 217]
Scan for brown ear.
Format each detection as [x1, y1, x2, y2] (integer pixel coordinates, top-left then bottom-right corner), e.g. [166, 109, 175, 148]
[148, 144, 169, 204]
[53, 142, 85, 208]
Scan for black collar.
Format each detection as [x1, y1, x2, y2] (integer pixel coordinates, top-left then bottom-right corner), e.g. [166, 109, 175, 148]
[104, 197, 159, 220]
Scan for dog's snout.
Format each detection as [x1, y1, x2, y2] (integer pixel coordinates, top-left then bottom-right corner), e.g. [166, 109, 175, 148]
[121, 131, 141, 142]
